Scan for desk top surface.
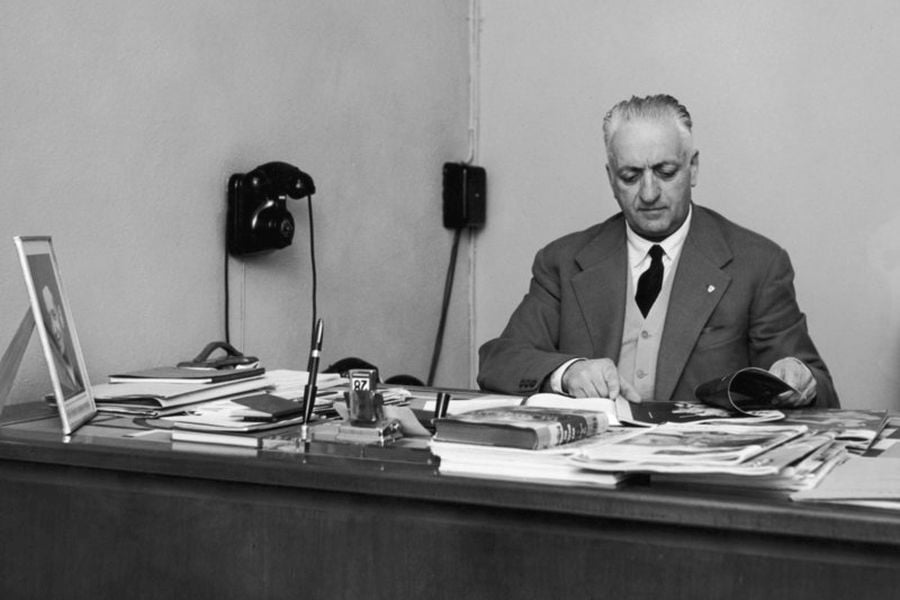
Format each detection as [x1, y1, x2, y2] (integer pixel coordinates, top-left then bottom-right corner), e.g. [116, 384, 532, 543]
[2, 403, 900, 548]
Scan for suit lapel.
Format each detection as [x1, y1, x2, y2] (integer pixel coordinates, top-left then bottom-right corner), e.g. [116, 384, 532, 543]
[571, 218, 628, 359]
[655, 207, 733, 401]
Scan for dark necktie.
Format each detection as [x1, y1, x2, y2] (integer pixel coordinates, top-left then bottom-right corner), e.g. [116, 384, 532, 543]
[635, 244, 664, 318]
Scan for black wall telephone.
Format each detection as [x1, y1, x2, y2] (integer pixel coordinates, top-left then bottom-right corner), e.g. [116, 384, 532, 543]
[226, 161, 316, 255]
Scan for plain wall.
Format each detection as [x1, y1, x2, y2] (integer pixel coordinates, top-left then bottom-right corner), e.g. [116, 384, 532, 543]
[0, 0, 471, 403]
[6, 1, 899, 411]
[475, 0, 900, 409]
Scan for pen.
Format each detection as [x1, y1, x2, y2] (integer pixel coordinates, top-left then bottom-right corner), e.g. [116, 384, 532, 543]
[434, 392, 451, 420]
[861, 410, 890, 455]
[300, 318, 324, 442]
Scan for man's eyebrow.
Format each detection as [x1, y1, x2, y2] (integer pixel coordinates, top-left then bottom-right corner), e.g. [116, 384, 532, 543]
[616, 160, 680, 173]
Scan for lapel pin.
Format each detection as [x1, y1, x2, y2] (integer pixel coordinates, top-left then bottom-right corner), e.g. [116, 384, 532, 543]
[707, 285, 716, 293]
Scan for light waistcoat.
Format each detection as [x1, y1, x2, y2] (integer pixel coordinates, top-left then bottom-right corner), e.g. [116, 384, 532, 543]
[619, 251, 682, 402]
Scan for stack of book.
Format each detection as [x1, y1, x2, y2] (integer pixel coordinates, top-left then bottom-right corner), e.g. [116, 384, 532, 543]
[167, 395, 309, 449]
[429, 404, 637, 488]
[158, 371, 347, 449]
[92, 366, 271, 417]
[92, 367, 345, 419]
[430, 430, 640, 489]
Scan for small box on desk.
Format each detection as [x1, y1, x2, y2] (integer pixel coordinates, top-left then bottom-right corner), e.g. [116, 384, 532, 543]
[311, 420, 403, 445]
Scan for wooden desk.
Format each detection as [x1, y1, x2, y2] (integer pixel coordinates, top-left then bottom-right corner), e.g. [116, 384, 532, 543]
[1, 413, 899, 599]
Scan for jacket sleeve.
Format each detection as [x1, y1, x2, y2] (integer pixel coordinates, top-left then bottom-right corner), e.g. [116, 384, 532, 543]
[748, 247, 839, 408]
[477, 246, 582, 395]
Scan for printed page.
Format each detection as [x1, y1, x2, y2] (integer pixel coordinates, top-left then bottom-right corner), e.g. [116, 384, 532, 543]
[525, 393, 620, 425]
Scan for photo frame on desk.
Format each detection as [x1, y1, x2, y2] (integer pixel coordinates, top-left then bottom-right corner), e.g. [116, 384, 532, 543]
[13, 236, 95, 434]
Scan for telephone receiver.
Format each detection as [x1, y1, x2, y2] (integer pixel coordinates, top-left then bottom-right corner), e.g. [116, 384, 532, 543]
[176, 341, 260, 369]
[226, 161, 316, 256]
[249, 161, 316, 200]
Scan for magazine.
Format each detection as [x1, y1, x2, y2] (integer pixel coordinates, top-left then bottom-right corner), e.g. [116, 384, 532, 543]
[693, 367, 796, 414]
[648, 432, 847, 488]
[568, 423, 808, 473]
[777, 408, 890, 453]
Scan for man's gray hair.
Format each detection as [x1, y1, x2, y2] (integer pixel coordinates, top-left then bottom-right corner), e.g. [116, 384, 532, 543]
[603, 94, 693, 156]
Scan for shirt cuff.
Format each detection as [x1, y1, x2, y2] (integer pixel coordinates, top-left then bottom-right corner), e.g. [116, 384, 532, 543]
[549, 358, 584, 394]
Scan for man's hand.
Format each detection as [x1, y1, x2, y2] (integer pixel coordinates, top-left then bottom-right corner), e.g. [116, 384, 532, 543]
[769, 357, 816, 407]
[561, 358, 642, 403]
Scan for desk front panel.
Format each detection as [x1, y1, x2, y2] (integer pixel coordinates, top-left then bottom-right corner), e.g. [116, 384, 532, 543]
[2, 421, 900, 599]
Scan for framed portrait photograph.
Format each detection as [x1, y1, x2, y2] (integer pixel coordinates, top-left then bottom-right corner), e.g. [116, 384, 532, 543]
[14, 236, 95, 434]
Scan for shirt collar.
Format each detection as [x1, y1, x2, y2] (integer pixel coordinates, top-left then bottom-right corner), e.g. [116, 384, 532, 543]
[626, 204, 693, 267]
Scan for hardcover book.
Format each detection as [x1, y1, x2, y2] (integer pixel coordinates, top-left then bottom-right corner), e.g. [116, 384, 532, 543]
[432, 406, 608, 450]
[108, 366, 265, 384]
[171, 418, 306, 448]
[230, 393, 305, 421]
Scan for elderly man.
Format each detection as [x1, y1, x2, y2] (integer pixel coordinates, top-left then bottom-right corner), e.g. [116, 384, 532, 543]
[478, 94, 838, 408]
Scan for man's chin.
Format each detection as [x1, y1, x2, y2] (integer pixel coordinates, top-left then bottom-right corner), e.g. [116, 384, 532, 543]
[634, 220, 674, 239]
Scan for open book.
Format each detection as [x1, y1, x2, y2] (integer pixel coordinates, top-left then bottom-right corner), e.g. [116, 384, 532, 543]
[525, 393, 783, 427]
[523, 366, 794, 425]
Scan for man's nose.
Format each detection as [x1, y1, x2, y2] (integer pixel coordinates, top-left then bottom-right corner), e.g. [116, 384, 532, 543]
[638, 173, 660, 203]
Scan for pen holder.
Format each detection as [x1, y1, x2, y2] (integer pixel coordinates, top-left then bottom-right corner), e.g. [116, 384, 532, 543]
[345, 389, 385, 426]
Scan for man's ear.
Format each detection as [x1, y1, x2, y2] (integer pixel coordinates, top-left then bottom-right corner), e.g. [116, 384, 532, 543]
[605, 162, 614, 188]
[689, 150, 699, 187]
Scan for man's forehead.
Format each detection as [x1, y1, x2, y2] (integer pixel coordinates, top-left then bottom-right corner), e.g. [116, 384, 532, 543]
[608, 118, 689, 166]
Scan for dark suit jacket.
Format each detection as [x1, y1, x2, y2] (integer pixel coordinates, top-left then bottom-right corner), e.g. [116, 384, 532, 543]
[477, 205, 839, 408]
